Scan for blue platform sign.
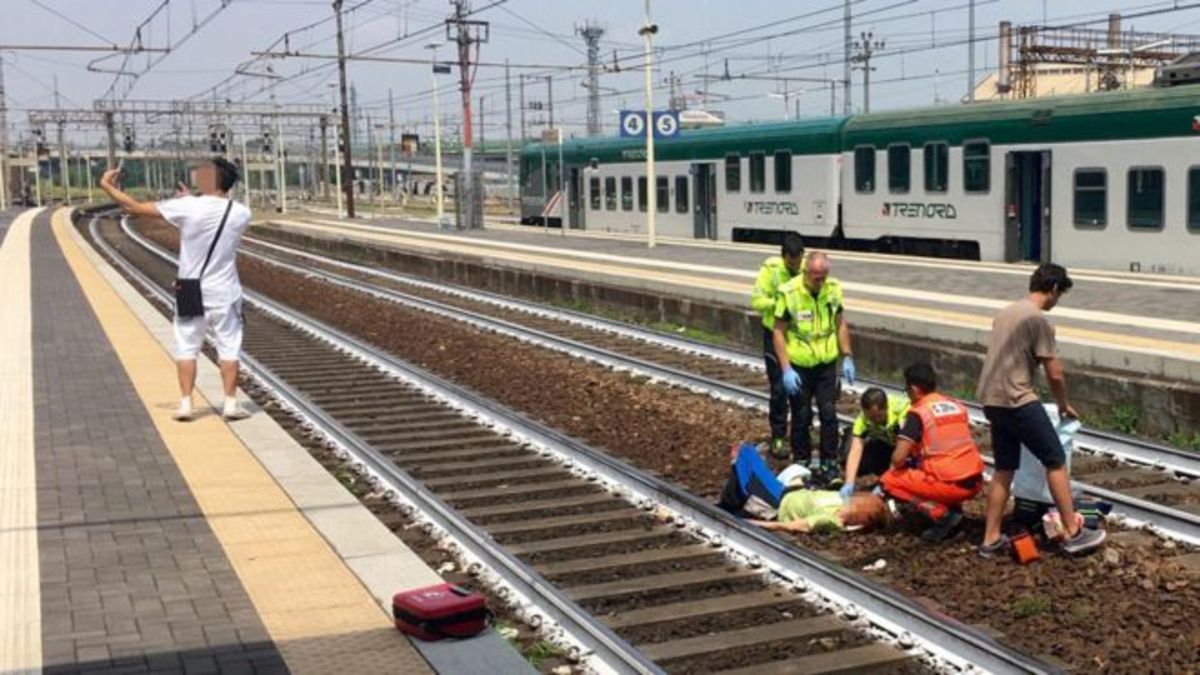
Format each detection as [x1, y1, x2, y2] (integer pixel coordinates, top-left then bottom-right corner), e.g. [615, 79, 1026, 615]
[619, 110, 680, 139]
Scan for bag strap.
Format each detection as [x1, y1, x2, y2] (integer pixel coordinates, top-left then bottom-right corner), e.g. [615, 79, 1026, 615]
[198, 199, 235, 278]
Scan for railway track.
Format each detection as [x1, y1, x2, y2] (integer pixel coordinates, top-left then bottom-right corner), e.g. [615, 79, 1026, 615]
[82, 213, 1062, 674]
[236, 231, 1200, 545]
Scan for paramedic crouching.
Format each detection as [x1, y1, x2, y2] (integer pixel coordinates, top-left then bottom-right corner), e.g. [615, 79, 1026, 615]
[99, 158, 253, 421]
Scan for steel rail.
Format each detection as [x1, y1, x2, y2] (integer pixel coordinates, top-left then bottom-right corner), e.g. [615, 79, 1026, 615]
[230, 234, 1200, 545]
[107, 216, 1062, 675]
[245, 235, 1200, 480]
[89, 215, 661, 675]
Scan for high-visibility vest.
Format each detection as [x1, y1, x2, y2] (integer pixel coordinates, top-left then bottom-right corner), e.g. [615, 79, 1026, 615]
[911, 393, 985, 482]
[774, 276, 844, 368]
[749, 256, 800, 331]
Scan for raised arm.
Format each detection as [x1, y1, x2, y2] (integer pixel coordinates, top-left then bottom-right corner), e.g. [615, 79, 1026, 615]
[99, 168, 162, 219]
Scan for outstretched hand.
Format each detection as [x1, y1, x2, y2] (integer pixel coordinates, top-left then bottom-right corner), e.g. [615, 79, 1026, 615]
[100, 167, 121, 189]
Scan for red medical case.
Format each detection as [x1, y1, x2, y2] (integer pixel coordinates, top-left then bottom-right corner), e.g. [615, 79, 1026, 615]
[392, 583, 491, 641]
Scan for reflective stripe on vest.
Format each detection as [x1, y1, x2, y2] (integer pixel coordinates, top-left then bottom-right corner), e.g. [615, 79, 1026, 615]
[780, 280, 841, 368]
[912, 393, 985, 482]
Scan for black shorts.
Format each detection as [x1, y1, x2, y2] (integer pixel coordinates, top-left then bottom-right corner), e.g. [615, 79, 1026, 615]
[983, 402, 1066, 472]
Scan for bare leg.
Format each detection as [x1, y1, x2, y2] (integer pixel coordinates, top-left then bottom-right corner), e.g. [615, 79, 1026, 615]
[1046, 466, 1081, 537]
[983, 469, 1014, 545]
[219, 360, 239, 399]
[177, 359, 197, 398]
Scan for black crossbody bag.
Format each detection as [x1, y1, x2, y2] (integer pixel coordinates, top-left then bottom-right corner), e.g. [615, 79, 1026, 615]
[174, 199, 234, 319]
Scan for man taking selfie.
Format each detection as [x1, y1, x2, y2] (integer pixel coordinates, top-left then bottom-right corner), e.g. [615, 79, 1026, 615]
[99, 158, 253, 422]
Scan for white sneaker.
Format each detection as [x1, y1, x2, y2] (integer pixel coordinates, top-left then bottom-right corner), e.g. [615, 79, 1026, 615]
[222, 399, 251, 421]
[172, 402, 194, 422]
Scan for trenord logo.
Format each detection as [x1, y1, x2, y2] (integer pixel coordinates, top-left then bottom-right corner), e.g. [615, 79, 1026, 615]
[881, 202, 958, 219]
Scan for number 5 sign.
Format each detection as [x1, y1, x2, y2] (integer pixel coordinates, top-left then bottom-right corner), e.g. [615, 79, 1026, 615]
[619, 110, 679, 139]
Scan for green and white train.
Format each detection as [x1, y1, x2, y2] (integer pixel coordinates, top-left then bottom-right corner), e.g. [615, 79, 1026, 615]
[518, 86, 1200, 275]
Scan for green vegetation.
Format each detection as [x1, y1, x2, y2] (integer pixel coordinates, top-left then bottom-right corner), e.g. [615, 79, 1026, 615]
[1011, 594, 1052, 619]
[522, 640, 566, 668]
[1068, 602, 1095, 622]
[947, 386, 977, 402]
[1168, 430, 1200, 454]
[648, 320, 730, 346]
[1106, 404, 1141, 435]
[544, 295, 736, 347]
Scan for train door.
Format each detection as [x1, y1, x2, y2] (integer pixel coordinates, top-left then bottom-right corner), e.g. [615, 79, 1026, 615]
[567, 167, 583, 229]
[692, 162, 718, 239]
[1004, 151, 1053, 263]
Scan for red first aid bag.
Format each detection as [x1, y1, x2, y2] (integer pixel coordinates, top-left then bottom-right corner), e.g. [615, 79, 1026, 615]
[393, 584, 491, 641]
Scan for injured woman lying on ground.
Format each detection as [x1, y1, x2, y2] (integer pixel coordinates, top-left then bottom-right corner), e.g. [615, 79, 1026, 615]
[719, 442, 897, 534]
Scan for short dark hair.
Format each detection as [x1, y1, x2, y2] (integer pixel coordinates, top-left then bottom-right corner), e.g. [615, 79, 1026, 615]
[781, 232, 805, 258]
[860, 387, 888, 411]
[210, 157, 239, 192]
[903, 363, 937, 394]
[1029, 263, 1073, 294]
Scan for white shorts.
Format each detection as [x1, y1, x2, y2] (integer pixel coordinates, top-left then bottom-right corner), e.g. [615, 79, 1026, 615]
[174, 301, 244, 362]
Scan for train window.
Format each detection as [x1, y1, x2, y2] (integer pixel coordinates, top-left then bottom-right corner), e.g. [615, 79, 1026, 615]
[1189, 167, 1200, 232]
[854, 146, 875, 193]
[621, 176, 633, 211]
[963, 141, 990, 193]
[638, 176, 648, 212]
[749, 152, 766, 193]
[589, 177, 600, 210]
[725, 153, 741, 192]
[923, 142, 949, 193]
[774, 151, 792, 193]
[657, 176, 670, 213]
[1127, 167, 1164, 230]
[605, 176, 616, 211]
[888, 144, 910, 193]
[1073, 169, 1107, 228]
[675, 175, 689, 214]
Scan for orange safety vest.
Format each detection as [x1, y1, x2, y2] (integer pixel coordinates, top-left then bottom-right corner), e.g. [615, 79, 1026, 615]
[911, 393, 985, 482]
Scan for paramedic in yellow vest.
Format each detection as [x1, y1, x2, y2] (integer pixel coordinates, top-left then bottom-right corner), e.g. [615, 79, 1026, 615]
[772, 251, 855, 470]
[839, 387, 910, 499]
[749, 232, 805, 458]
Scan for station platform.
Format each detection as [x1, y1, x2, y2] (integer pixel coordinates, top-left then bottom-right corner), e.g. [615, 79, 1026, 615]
[0, 207, 530, 674]
[263, 211, 1200, 386]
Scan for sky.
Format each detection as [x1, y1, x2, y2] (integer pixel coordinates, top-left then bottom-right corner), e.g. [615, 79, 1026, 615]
[4, 0, 1200, 149]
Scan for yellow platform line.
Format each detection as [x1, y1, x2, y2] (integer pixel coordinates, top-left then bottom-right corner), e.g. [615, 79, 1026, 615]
[268, 218, 1200, 361]
[51, 210, 427, 674]
[0, 207, 44, 675]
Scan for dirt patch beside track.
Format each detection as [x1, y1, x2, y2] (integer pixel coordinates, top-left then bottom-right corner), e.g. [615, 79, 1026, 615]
[139, 219, 1200, 672]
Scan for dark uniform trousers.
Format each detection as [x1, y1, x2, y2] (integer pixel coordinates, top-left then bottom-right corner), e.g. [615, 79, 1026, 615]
[791, 360, 840, 462]
[763, 327, 789, 440]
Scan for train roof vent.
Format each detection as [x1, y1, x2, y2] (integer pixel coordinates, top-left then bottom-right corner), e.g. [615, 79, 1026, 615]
[1155, 53, 1200, 87]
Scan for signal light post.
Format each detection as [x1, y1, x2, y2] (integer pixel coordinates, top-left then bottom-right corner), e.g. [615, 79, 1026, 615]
[639, 0, 658, 249]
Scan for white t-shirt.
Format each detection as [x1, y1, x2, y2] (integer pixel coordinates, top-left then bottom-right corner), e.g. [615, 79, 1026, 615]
[157, 195, 252, 307]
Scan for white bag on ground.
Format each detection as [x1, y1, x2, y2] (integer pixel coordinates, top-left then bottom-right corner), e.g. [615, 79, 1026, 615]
[1012, 404, 1081, 504]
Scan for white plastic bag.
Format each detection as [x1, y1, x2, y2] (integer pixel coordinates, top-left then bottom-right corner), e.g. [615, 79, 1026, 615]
[1011, 404, 1081, 504]
[776, 463, 812, 488]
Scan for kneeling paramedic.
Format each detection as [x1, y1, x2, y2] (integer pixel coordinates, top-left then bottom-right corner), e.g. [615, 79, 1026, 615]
[749, 232, 805, 458]
[877, 363, 985, 543]
[772, 252, 855, 471]
[839, 387, 910, 497]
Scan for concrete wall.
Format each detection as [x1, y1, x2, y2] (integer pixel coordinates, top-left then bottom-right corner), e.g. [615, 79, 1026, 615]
[254, 224, 1200, 441]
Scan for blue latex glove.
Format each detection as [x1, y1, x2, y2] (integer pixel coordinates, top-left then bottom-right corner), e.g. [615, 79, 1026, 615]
[842, 356, 856, 385]
[838, 483, 855, 502]
[782, 367, 802, 396]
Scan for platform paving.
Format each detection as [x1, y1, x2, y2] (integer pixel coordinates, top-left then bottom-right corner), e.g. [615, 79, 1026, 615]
[30, 211, 288, 674]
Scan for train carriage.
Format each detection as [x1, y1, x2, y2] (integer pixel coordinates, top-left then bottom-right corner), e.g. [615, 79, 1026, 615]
[519, 85, 1200, 275]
